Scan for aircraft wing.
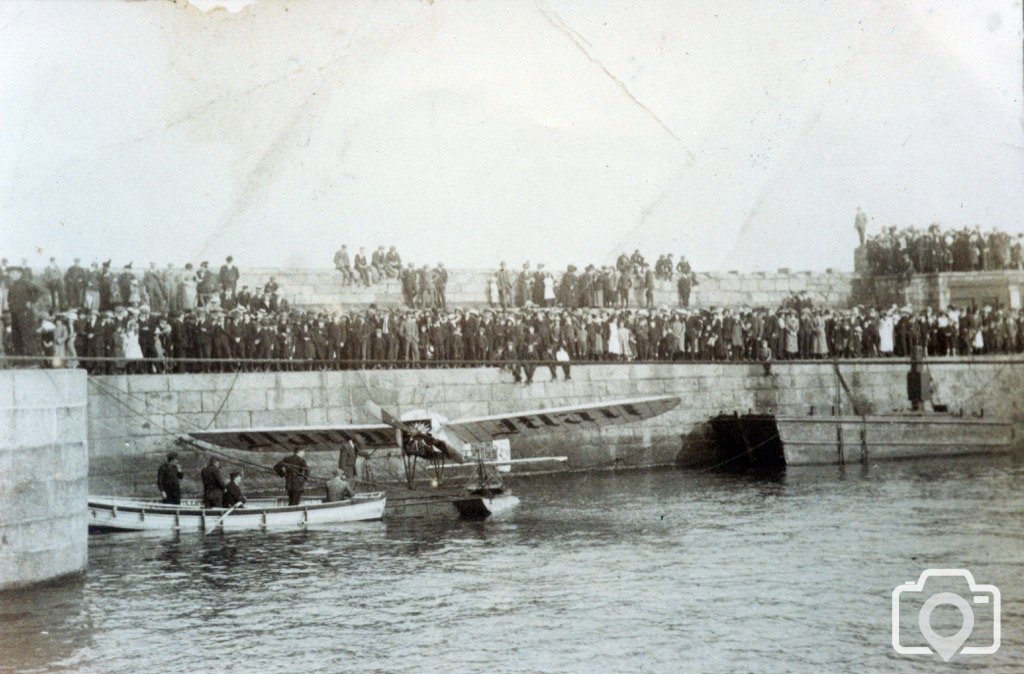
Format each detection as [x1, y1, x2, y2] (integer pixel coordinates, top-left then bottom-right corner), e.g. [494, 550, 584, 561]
[443, 395, 681, 444]
[187, 424, 396, 452]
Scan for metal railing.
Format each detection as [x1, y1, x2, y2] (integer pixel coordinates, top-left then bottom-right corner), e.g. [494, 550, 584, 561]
[1, 353, 1023, 372]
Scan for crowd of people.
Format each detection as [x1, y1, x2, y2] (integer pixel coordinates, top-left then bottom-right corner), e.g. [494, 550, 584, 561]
[861, 222, 1024, 276]
[5, 246, 1024, 376]
[0, 255, 288, 368]
[333, 245, 405, 287]
[4, 296, 1023, 378]
[333, 244, 451, 308]
[488, 250, 698, 311]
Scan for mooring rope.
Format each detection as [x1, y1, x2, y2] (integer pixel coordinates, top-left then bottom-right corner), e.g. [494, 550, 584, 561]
[204, 369, 241, 430]
[87, 375, 381, 489]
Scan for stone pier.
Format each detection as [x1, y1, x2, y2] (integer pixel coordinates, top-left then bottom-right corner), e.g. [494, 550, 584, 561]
[85, 359, 1024, 497]
[0, 369, 88, 592]
[237, 266, 858, 310]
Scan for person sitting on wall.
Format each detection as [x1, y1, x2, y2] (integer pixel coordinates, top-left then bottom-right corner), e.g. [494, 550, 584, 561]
[222, 472, 247, 509]
[324, 469, 354, 503]
[157, 451, 183, 505]
[334, 244, 355, 285]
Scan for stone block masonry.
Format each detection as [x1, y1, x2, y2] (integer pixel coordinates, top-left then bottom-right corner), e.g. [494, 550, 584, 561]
[86, 359, 1024, 497]
[29, 265, 1024, 312]
[1, 369, 88, 592]
[238, 267, 858, 310]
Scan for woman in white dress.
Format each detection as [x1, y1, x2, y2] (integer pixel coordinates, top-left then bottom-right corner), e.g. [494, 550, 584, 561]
[618, 320, 633, 361]
[972, 325, 984, 354]
[878, 313, 895, 355]
[180, 263, 198, 311]
[607, 318, 621, 359]
[122, 320, 144, 373]
[813, 313, 830, 358]
[543, 274, 555, 307]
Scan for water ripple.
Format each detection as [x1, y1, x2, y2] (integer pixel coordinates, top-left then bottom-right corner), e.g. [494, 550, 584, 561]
[2, 457, 1023, 673]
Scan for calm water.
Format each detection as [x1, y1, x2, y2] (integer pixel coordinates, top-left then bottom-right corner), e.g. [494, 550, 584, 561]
[2, 457, 1023, 673]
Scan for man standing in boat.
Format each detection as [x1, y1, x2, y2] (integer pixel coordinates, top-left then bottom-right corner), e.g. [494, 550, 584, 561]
[157, 451, 183, 505]
[339, 439, 357, 480]
[200, 456, 226, 509]
[275, 448, 310, 506]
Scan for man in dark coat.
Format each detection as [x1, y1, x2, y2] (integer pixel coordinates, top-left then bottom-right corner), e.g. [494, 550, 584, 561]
[64, 258, 87, 309]
[677, 273, 692, 308]
[222, 472, 246, 508]
[274, 448, 310, 506]
[532, 265, 547, 305]
[434, 263, 448, 310]
[156, 451, 184, 504]
[496, 262, 514, 310]
[559, 266, 578, 309]
[339, 439, 357, 479]
[354, 248, 370, 286]
[117, 264, 134, 307]
[7, 268, 41, 356]
[401, 263, 417, 306]
[137, 308, 157, 373]
[643, 265, 655, 307]
[219, 256, 240, 295]
[200, 456, 226, 508]
[324, 469, 354, 502]
[76, 309, 100, 371]
[197, 262, 217, 306]
[515, 262, 532, 307]
[334, 245, 354, 285]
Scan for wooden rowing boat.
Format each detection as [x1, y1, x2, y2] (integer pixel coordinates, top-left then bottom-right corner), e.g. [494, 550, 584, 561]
[87, 493, 386, 532]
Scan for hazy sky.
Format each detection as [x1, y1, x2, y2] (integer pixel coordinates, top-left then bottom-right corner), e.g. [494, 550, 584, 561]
[1, 0, 1021, 271]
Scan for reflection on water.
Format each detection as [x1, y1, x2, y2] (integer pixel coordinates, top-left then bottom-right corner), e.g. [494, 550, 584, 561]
[2, 456, 1023, 673]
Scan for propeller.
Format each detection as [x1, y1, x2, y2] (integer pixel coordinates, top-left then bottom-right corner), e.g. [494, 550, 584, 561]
[363, 401, 465, 464]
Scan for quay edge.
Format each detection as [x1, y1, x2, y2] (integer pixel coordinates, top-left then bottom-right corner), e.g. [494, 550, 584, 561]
[1, 369, 88, 593]
[82, 360, 1024, 496]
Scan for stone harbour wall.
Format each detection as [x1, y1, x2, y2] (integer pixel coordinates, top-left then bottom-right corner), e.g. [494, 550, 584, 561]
[1, 369, 88, 592]
[853, 270, 1024, 311]
[86, 359, 1024, 497]
[238, 267, 857, 311]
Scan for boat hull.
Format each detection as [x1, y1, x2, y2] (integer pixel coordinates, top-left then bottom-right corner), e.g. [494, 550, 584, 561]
[88, 494, 386, 532]
[452, 493, 520, 520]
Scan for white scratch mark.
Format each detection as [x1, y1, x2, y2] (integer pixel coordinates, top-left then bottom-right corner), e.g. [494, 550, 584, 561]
[534, 1, 693, 161]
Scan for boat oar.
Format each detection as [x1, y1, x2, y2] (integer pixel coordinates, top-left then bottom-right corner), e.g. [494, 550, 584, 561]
[205, 502, 242, 535]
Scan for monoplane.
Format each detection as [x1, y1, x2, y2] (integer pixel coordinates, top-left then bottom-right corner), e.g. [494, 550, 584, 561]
[185, 395, 681, 519]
